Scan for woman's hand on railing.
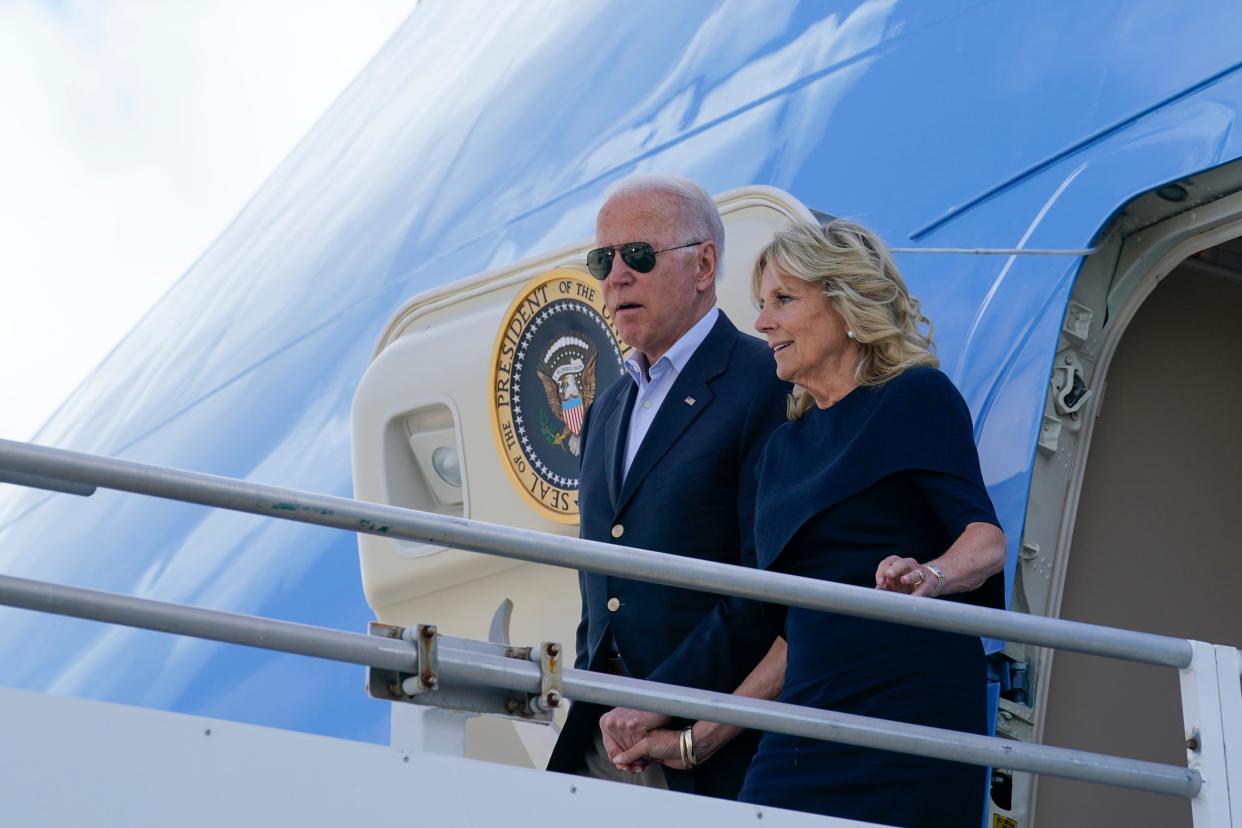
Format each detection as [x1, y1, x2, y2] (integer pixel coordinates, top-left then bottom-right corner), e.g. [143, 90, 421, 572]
[875, 555, 939, 596]
[875, 522, 1006, 597]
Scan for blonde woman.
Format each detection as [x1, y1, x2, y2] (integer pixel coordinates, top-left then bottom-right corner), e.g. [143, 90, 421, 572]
[607, 219, 1005, 822]
[735, 219, 1006, 824]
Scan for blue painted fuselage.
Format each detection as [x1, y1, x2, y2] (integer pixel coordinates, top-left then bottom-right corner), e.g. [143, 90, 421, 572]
[1, 1, 1239, 742]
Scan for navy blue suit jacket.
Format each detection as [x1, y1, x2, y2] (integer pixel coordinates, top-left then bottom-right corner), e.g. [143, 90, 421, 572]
[546, 312, 788, 798]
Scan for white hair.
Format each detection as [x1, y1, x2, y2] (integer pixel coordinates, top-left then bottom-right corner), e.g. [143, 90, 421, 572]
[601, 174, 726, 276]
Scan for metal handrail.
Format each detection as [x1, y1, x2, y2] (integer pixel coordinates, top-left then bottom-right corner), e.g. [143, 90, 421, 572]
[2, 438, 1237, 808]
[0, 571, 1201, 798]
[0, 439, 1194, 669]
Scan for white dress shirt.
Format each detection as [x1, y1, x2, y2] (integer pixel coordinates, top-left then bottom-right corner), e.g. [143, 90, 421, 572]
[622, 307, 720, 478]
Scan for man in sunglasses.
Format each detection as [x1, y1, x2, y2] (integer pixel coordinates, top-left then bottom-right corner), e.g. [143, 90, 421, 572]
[547, 175, 788, 800]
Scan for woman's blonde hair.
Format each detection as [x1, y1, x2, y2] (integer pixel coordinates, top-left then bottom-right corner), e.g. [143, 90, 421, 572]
[751, 218, 938, 420]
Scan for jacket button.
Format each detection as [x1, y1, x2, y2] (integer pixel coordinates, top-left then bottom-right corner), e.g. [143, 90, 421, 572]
[607, 597, 620, 612]
[611, 524, 624, 538]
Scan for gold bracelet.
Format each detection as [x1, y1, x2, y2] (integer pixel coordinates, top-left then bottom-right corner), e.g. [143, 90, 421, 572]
[681, 725, 699, 769]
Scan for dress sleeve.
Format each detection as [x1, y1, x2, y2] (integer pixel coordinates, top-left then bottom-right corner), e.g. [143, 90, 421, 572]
[755, 367, 1004, 583]
[899, 370, 1005, 610]
[909, 469, 999, 540]
[908, 468, 1005, 610]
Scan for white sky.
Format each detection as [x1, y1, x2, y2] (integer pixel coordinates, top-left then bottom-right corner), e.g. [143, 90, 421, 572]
[0, 0, 417, 441]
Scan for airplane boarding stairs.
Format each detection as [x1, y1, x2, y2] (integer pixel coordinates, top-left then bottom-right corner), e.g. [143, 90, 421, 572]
[0, 438, 1238, 827]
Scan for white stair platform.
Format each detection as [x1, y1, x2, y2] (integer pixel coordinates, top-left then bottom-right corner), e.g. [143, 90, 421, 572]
[0, 687, 880, 826]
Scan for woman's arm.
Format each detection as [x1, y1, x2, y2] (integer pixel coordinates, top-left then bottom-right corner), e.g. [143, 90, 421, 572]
[875, 521, 1005, 597]
[607, 637, 787, 772]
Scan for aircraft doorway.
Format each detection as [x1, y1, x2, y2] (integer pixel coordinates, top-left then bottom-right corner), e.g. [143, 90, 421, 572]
[1033, 239, 1242, 825]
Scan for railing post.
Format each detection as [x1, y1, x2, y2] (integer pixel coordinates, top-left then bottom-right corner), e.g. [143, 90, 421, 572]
[1214, 645, 1242, 824]
[1181, 640, 1239, 827]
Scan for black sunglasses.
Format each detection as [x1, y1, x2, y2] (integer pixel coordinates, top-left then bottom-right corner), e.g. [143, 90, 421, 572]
[586, 240, 705, 280]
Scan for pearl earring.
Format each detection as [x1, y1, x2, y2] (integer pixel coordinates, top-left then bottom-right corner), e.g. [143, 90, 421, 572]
[846, 330, 855, 340]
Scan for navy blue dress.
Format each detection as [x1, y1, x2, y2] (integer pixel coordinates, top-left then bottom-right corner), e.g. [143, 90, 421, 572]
[738, 367, 1004, 827]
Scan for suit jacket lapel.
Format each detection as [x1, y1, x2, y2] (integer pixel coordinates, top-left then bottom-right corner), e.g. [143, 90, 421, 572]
[601, 382, 636, 512]
[615, 314, 737, 513]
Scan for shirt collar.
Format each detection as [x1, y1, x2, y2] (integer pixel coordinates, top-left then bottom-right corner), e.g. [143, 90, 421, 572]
[624, 307, 719, 386]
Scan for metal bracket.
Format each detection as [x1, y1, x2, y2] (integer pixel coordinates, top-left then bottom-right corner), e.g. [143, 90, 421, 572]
[363, 622, 561, 724]
[407, 624, 439, 693]
[530, 641, 563, 715]
[996, 697, 1036, 743]
[1037, 414, 1062, 455]
[1062, 301, 1094, 343]
[1052, 352, 1093, 417]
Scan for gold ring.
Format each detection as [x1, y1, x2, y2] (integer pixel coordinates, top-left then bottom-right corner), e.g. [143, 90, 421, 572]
[911, 569, 925, 585]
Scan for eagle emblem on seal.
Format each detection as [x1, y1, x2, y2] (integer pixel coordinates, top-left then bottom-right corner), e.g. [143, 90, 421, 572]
[536, 333, 598, 457]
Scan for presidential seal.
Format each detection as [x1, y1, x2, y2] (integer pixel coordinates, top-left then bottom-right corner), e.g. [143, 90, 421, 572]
[490, 268, 626, 522]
